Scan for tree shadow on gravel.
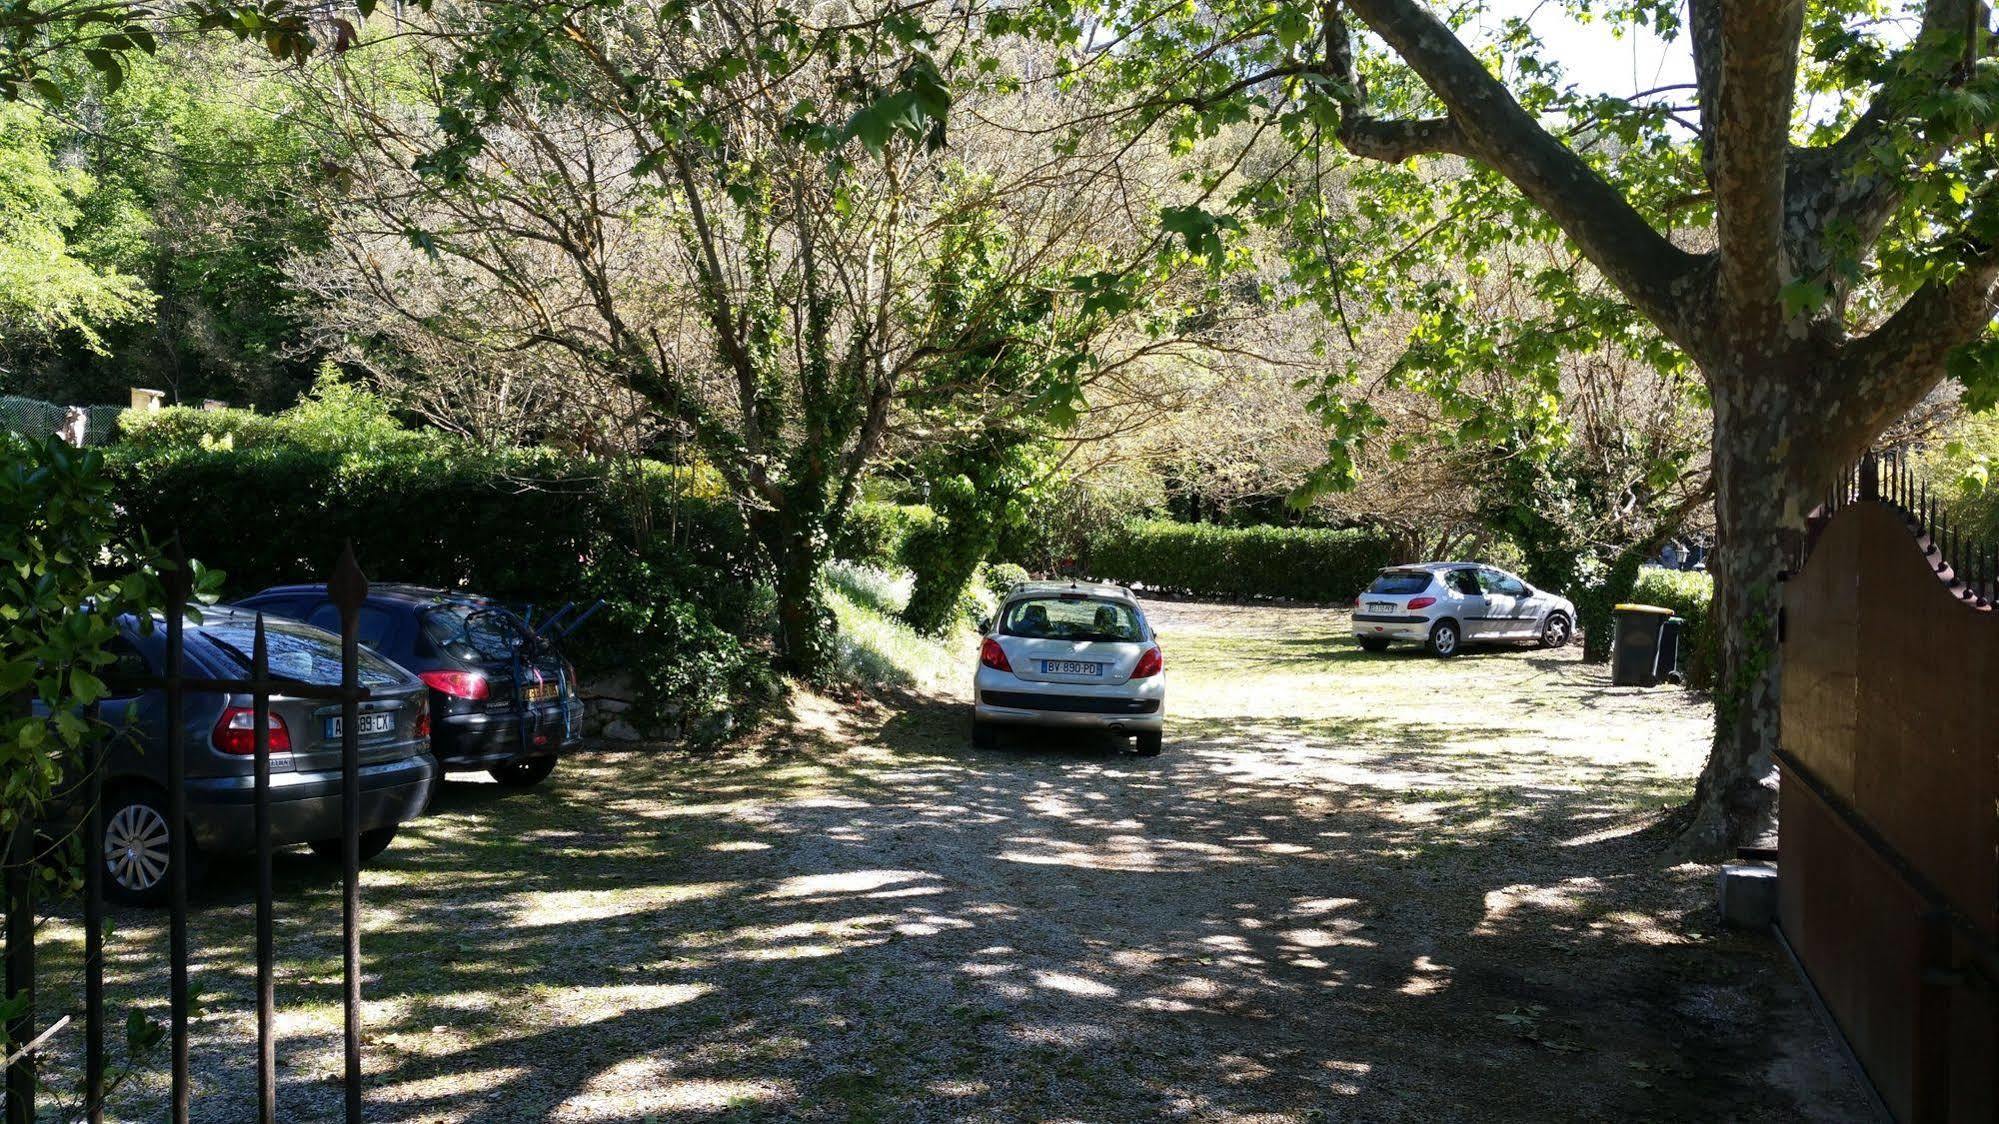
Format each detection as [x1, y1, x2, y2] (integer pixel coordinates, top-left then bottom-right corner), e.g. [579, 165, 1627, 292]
[27, 657, 1860, 1123]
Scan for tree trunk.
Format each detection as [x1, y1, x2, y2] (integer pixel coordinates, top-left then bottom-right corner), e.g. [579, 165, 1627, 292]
[773, 539, 829, 679]
[1678, 376, 1796, 853]
[753, 503, 832, 681]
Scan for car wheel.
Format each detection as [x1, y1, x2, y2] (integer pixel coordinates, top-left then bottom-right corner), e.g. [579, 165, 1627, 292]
[489, 755, 558, 787]
[1540, 612, 1572, 649]
[1427, 619, 1461, 658]
[1134, 731, 1163, 756]
[102, 785, 185, 908]
[1358, 637, 1391, 652]
[308, 826, 399, 864]
[972, 718, 997, 750]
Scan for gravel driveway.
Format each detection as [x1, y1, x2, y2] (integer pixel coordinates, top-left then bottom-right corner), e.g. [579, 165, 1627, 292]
[39, 600, 1868, 1122]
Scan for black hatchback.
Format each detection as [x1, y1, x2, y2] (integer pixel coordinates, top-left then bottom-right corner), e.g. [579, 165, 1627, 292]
[237, 584, 581, 786]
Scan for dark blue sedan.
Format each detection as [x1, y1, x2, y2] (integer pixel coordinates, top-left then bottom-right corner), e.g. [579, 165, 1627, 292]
[237, 584, 581, 787]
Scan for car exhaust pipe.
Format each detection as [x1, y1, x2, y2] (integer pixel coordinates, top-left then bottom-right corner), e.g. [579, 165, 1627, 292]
[1107, 722, 1126, 733]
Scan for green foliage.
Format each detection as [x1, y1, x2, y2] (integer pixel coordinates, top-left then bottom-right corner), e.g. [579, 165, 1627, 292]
[0, 103, 151, 352]
[982, 563, 1030, 601]
[1917, 410, 1999, 541]
[1, 0, 412, 106]
[1087, 519, 1394, 603]
[0, 435, 217, 839]
[19, 45, 337, 407]
[1630, 567, 1715, 688]
[830, 502, 939, 569]
[823, 561, 977, 695]
[107, 385, 775, 735]
[581, 549, 777, 745]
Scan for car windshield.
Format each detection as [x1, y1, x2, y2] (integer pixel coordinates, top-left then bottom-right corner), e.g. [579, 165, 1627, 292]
[200, 618, 408, 688]
[422, 603, 530, 661]
[1367, 571, 1433, 595]
[1000, 596, 1143, 642]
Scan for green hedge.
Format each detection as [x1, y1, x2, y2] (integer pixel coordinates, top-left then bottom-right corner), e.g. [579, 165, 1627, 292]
[1085, 519, 1394, 603]
[1630, 567, 1715, 688]
[106, 397, 775, 739]
[830, 500, 939, 569]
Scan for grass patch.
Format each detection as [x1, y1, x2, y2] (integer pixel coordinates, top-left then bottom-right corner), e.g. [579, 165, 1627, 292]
[823, 561, 977, 695]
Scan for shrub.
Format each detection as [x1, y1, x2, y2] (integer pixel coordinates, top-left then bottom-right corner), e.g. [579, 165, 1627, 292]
[105, 390, 773, 737]
[982, 562, 1029, 601]
[1084, 519, 1394, 603]
[1630, 566, 1715, 688]
[830, 500, 938, 568]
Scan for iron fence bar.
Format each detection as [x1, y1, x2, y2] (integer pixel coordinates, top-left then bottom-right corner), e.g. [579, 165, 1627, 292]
[5, 814, 33, 1124]
[163, 548, 191, 1124]
[330, 544, 368, 1123]
[253, 617, 277, 1124]
[84, 710, 105, 1123]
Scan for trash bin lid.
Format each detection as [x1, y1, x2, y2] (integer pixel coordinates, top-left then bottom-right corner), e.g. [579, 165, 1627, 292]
[1613, 603, 1674, 615]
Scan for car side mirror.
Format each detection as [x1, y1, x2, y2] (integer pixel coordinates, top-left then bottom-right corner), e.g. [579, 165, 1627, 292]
[977, 616, 993, 635]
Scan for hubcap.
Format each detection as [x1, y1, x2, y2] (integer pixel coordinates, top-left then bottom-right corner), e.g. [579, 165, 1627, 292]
[1548, 618, 1569, 645]
[1436, 627, 1456, 654]
[105, 803, 171, 892]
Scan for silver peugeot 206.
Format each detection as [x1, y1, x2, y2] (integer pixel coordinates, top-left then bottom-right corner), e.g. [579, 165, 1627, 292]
[971, 581, 1165, 756]
[1351, 562, 1576, 658]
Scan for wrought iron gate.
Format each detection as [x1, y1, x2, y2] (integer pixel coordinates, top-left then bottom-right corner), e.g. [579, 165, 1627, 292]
[4, 540, 383, 1123]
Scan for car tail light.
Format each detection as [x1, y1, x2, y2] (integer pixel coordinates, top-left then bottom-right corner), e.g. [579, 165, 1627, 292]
[413, 700, 430, 740]
[1131, 646, 1163, 678]
[1407, 596, 1437, 610]
[420, 669, 489, 700]
[213, 708, 292, 755]
[979, 637, 1013, 672]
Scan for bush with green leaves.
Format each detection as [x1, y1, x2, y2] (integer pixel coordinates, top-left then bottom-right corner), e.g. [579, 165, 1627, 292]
[1630, 567, 1715, 688]
[2, 436, 188, 846]
[829, 501, 938, 569]
[982, 562, 1030, 601]
[107, 386, 775, 737]
[1085, 520, 1393, 603]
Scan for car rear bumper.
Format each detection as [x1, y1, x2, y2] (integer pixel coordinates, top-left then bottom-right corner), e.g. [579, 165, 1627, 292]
[1352, 613, 1433, 641]
[433, 703, 581, 768]
[185, 753, 438, 851]
[972, 669, 1165, 731]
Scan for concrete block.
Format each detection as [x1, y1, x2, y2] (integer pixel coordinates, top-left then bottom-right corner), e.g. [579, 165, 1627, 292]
[1717, 863, 1779, 929]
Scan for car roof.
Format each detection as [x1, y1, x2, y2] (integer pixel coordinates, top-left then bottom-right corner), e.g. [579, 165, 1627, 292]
[246, 582, 489, 607]
[1383, 562, 1496, 572]
[1007, 579, 1137, 602]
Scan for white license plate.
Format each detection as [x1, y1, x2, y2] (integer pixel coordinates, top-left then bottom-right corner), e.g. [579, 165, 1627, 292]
[1042, 660, 1103, 676]
[325, 712, 394, 739]
[1369, 602, 1396, 612]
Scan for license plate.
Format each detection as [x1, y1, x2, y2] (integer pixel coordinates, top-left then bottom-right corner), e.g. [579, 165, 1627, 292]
[523, 682, 559, 705]
[1369, 601, 1396, 612]
[1041, 660, 1102, 676]
[325, 712, 394, 739]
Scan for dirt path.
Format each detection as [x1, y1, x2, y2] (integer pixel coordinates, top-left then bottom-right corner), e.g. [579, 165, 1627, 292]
[39, 601, 1867, 1122]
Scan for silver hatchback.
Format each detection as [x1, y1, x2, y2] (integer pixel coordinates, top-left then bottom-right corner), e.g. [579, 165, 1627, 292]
[971, 581, 1165, 755]
[1351, 563, 1576, 657]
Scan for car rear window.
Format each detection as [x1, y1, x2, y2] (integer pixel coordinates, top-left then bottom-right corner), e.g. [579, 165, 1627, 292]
[1367, 571, 1434, 595]
[200, 617, 408, 688]
[1000, 596, 1143, 642]
[421, 603, 530, 661]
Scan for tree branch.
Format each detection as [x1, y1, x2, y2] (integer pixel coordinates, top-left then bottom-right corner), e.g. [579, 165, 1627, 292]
[1708, 0, 1804, 342]
[1787, 0, 1992, 280]
[1335, 0, 1705, 348]
[1815, 234, 1999, 483]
